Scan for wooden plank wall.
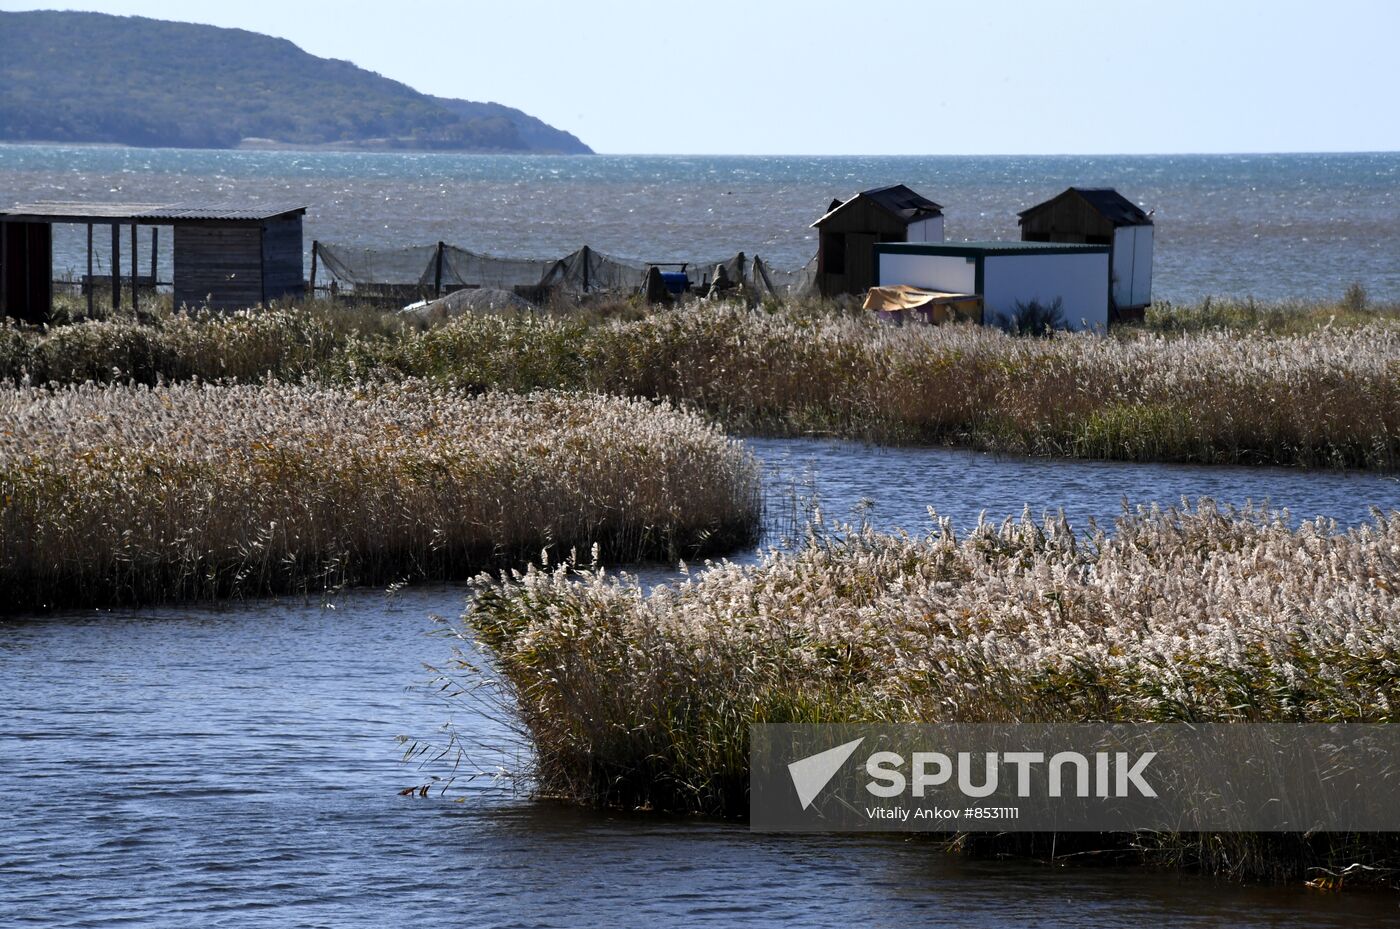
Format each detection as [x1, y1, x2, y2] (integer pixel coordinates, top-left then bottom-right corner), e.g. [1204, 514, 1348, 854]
[819, 197, 910, 236]
[260, 215, 304, 303]
[816, 197, 912, 295]
[0, 221, 53, 323]
[173, 224, 263, 311]
[1019, 194, 1114, 242]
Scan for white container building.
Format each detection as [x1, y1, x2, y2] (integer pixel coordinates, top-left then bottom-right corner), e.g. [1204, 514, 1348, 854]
[873, 241, 1112, 331]
[1017, 187, 1153, 323]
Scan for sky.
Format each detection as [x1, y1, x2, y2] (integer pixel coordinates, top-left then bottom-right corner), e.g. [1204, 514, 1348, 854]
[3, 0, 1398, 155]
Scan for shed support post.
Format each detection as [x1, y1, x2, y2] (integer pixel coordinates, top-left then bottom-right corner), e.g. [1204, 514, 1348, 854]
[151, 228, 158, 291]
[434, 241, 444, 298]
[110, 223, 120, 312]
[86, 224, 94, 317]
[130, 222, 138, 311]
[581, 244, 590, 293]
[309, 240, 318, 300]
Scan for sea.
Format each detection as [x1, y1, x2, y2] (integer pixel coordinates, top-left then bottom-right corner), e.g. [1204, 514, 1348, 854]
[0, 145, 1396, 303]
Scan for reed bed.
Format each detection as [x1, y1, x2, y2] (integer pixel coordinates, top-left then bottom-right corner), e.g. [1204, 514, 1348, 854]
[5, 297, 1400, 468]
[375, 304, 1400, 467]
[0, 305, 385, 385]
[465, 502, 1400, 881]
[0, 383, 760, 610]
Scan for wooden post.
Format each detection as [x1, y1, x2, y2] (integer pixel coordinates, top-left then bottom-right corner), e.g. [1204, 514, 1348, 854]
[151, 228, 158, 289]
[581, 244, 590, 293]
[130, 222, 138, 311]
[309, 239, 318, 300]
[86, 223, 94, 316]
[0, 223, 7, 319]
[434, 241, 444, 298]
[110, 223, 120, 312]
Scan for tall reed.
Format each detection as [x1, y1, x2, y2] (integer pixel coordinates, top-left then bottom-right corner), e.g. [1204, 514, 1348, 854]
[6, 298, 1400, 468]
[464, 502, 1400, 880]
[0, 383, 760, 610]
[376, 304, 1400, 467]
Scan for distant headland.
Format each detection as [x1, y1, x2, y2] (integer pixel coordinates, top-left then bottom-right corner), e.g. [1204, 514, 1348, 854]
[0, 10, 593, 154]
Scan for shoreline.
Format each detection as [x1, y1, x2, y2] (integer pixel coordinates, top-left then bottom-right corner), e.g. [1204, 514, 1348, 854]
[0, 138, 595, 155]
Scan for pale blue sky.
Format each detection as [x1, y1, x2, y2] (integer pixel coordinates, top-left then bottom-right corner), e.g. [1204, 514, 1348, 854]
[4, 0, 1397, 155]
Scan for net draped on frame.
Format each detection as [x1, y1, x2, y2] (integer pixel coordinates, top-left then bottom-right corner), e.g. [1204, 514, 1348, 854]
[312, 242, 816, 298]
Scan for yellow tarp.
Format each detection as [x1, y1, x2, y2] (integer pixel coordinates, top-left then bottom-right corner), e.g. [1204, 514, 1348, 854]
[863, 285, 983, 324]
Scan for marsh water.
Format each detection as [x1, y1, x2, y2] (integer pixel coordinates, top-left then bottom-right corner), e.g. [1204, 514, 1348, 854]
[4, 438, 1400, 928]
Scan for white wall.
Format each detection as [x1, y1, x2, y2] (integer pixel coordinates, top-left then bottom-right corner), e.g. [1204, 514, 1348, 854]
[1112, 226, 1136, 308]
[1130, 225, 1153, 307]
[1108, 225, 1153, 307]
[1111, 225, 1155, 309]
[905, 216, 945, 243]
[982, 252, 1110, 331]
[876, 251, 975, 293]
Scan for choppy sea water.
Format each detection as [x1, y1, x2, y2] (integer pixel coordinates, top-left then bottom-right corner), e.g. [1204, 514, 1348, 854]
[1, 146, 1396, 302]
[4, 439, 1399, 928]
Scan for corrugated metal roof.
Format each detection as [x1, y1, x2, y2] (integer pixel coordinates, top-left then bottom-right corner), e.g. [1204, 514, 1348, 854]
[877, 240, 1110, 256]
[0, 200, 307, 223]
[1, 201, 170, 219]
[142, 204, 306, 221]
[812, 184, 942, 227]
[1018, 187, 1151, 226]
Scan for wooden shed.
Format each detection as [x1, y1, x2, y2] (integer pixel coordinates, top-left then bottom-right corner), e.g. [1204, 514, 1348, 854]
[0, 201, 307, 321]
[812, 184, 943, 296]
[1017, 187, 1153, 322]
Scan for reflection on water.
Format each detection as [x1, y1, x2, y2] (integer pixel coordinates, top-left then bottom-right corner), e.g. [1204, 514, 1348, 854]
[2, 439, 1398, 927]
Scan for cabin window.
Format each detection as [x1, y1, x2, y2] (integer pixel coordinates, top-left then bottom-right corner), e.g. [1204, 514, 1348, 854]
[824, 233, 846, 275]
[1086, 234, 1111, 245]
[1024, 232, 1051, 242]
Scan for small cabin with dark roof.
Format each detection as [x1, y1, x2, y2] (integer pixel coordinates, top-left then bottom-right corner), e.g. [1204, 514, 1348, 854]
[0, 200, 306, 322]
[812, 184, 943, 296]
[1018, 187, 1153, 321]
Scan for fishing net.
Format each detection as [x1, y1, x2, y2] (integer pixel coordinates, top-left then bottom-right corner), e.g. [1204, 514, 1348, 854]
[537, 246, 650, 294]
[438, 245, 556, 291]
[752, 254, 818, 295]
[312, 241, 816, 301]
[314, 243, 436, 287]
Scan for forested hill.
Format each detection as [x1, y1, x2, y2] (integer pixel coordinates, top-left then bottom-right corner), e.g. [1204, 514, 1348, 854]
[0, 11, 592, 154]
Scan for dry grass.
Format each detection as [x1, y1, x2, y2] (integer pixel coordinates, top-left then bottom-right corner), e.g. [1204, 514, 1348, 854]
[0, 383, 760, 610]
[463, 502, 1400, 881]
[5, 295, 1400, 468]
[344, 300, 1400, 467]
[1138, 288, 1400, 335]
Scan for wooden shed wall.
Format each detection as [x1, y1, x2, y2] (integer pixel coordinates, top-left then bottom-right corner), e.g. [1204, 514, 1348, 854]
[0, 221, 53, 323]
[173, 224, 263, 311]
[817, 197, 914, 236]
[260, 215, 304, 303]
[816, 196, 919, 296]
[1019, 193, 1115, 242]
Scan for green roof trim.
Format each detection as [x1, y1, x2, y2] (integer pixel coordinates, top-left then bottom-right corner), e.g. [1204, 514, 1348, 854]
[876, 241, 1110, 257]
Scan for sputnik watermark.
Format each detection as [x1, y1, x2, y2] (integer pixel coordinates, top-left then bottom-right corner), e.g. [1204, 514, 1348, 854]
[751, 724, 1400, 832]
[788, 737, 866, 810]
[863, 748, 1157, 799]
